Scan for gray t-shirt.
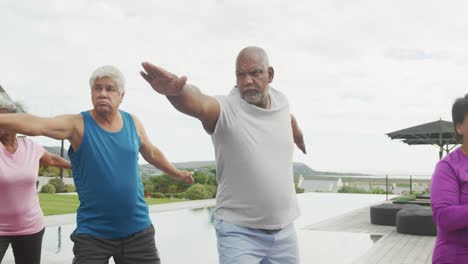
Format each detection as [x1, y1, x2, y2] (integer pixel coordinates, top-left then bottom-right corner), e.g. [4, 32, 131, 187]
[211, 86, 300, 229]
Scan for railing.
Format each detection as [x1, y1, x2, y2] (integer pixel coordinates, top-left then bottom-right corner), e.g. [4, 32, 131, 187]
[300, 174, 431, 199]
[381, 174, 431, 200]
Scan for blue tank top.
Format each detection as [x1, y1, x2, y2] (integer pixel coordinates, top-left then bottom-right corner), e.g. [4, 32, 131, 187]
[69, 110, 151, 238]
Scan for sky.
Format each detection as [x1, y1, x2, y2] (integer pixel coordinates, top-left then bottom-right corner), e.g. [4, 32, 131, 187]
[1, 0, 467, 176]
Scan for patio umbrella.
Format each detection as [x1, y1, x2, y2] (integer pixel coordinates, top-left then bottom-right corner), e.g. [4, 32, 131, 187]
[386, 119, 457, 160]
[0, 84, 12, 101]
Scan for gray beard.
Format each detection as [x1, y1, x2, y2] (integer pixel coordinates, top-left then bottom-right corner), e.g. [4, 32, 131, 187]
[241, 91, 264, 105]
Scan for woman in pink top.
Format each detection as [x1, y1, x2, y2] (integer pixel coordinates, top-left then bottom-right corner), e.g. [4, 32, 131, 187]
[431, 94, 468, 263]
[0, 96, 71, 264]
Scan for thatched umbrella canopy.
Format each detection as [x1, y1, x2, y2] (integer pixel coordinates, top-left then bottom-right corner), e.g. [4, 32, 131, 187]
[0, 84, 12, 101]
[386, 119, 457, 160]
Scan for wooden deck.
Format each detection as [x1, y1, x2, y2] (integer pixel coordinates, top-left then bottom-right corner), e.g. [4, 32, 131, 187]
[305, 205, 436, 264]
[353, 231, 435, 264]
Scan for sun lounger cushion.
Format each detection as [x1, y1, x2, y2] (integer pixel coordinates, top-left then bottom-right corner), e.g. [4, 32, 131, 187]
[396, 207, 437, 236]
[370, 203, 422, 226]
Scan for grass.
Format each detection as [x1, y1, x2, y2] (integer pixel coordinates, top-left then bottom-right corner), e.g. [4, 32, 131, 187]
[38, 193, 185, 216]
[395, 183, 411, 188]
[145, 197, 185, 205]
[393, 194, 417, 202]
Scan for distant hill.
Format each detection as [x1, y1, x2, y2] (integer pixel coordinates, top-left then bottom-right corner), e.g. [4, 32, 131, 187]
[140, 161, 215, 175]
[139, 160, 366, 178]
[293, 162, 317, 176]
[41, 148, 367, 178]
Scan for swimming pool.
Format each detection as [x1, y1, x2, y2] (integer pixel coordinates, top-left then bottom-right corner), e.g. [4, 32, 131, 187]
[2, 193, 394, 264]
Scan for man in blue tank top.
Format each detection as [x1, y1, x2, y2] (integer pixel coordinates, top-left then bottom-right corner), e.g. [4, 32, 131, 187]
[0, 65, 194, 264]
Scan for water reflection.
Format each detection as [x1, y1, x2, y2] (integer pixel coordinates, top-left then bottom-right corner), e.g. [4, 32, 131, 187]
[191, 206, 216, 225]
[41, 207, 217, 255]
[56, 226, 62, 253]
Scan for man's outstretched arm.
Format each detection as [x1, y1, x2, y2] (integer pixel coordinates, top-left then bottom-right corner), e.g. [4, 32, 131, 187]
[140, 62, 220, 132]
[133, 115, 194, 184]
[0, 113, 79, 141]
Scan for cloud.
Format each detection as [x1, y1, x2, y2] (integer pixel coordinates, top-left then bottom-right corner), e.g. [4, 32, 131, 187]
[385, 48, 434, 61]
[1, 0, 468, 175]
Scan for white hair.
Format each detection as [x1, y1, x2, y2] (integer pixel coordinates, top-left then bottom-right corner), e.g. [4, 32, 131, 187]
[236, 46, 270, 68]
[89, 65, 125, 93]
[0, 93, 26, 113]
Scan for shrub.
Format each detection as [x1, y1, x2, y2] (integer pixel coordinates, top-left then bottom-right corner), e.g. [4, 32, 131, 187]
[39, 166, 61, 177]
[338, 185, 367, 193]
[295, 183, 305, 193]
[149, 174, 191, 193]
[193, 172, 208, 184]
[143, 180, 155, 197]
[338, 185, 392, 194]
[207, 175, 217, 186]
[423, 187, 430, 195]
[151, 192, 164, 198]
[63, 184, 76, 193]
[167, 185, 178, 193]
[173, 192, 186, 199]
[163, 193, 173, 199]
[48, 177, 65, 193]
[394, 194, 416, 202]
[185, 184, 212, 200]
[64, 169, 73, 178]
[370, 187, 387, 194]
[41, 184, 56, 194]
[400, 190, 414, 196]
[203, 184, 217, 198]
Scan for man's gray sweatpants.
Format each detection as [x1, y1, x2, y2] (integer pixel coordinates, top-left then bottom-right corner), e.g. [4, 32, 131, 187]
[70, 225, 160, 264]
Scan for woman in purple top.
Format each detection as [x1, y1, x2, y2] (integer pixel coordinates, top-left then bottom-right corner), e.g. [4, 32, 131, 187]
[431, 94, 468, 263]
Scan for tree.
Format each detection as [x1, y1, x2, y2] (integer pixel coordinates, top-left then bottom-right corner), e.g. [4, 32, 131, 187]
[207, 174, 217, 186]
[168, 184, 178, 193]
[193, 171, 208, 184]
[203, 184, 217, 198]
[185, 184, 212, 200]
[143, 179, 154, 197]
[148, 174, 191, 193]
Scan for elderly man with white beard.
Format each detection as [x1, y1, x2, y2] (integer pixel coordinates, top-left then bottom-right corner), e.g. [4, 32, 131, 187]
[141, 46, 306, 264]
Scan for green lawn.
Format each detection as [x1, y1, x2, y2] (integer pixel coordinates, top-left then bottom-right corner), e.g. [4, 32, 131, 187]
[38, 193, 184, 216]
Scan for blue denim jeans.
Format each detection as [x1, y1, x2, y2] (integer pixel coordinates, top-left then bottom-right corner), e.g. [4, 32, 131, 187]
[214, 219, 299, 264]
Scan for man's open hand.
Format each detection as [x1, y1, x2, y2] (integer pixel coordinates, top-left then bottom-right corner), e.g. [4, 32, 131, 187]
[140, 62, 187, 96]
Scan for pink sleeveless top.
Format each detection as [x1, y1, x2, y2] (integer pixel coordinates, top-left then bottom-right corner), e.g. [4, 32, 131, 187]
[0, 137, 45, 235]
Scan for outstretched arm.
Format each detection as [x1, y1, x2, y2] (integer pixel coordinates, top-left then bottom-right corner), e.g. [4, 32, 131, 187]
[291, 114, 306, 154]
[133, 115, 194, 184]
[140, 62, 220, 132]
[40, 151, 72, 169]
[0, 113, 79, 141]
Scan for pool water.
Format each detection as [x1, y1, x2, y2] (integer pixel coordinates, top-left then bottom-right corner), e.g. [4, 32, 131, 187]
[3, 193, 393, 264]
